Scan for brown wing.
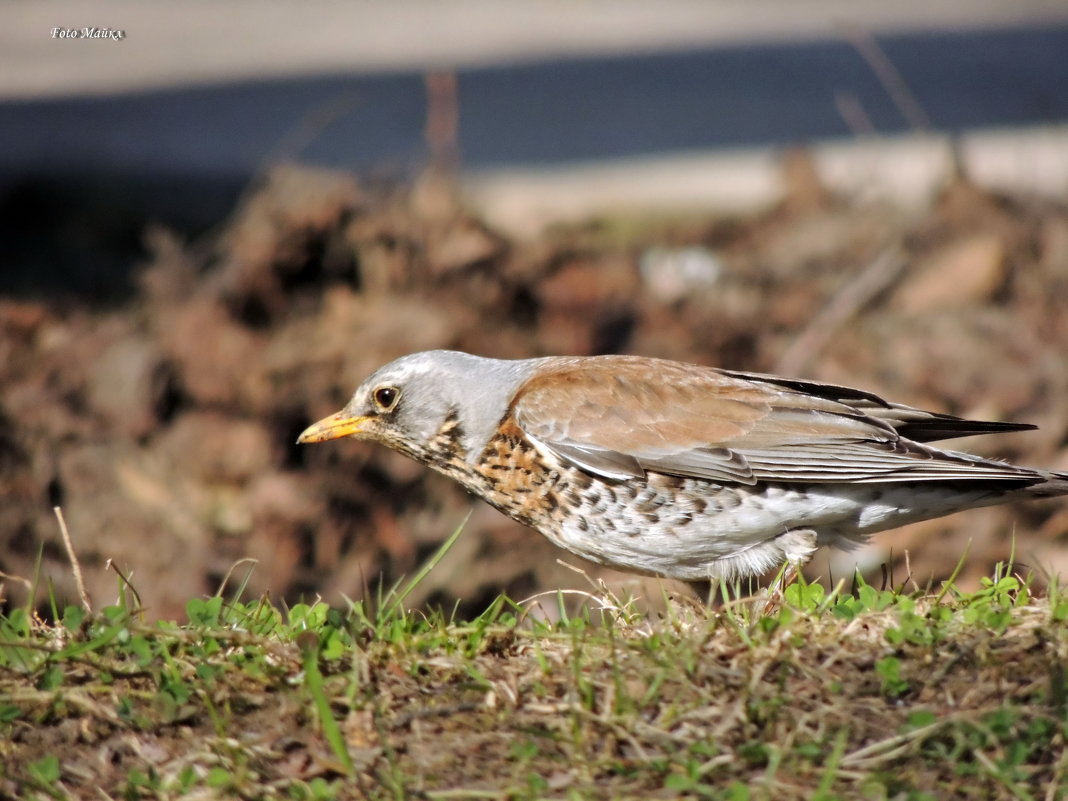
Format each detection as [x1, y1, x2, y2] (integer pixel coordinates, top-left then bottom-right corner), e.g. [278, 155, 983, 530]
[717, 369, 1036, 442]
[511, 356, 1039, 486]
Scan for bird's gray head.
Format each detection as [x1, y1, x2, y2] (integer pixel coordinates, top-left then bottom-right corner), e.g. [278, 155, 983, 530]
[298, 350, 541, 462]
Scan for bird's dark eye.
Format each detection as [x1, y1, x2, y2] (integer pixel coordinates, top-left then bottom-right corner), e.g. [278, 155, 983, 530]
[372, 386, 400, 412]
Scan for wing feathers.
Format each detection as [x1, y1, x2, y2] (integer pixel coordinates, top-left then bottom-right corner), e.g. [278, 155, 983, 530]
[512, 356, 1039, 486]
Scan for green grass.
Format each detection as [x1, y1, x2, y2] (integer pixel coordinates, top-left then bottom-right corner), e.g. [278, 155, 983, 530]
[3, 548, 1068, 800]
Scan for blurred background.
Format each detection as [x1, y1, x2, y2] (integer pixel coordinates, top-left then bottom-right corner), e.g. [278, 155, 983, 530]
[3, 1, 1068, 619]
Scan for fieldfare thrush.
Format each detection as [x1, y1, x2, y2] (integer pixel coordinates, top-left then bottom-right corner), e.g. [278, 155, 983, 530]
[298, 351, 1068, 580]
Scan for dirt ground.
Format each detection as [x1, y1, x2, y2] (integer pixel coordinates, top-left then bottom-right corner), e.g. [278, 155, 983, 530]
[2, 158, 1067, 620]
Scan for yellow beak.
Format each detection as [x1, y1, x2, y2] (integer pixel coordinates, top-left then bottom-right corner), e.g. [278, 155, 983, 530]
[297, 412, 371, 444]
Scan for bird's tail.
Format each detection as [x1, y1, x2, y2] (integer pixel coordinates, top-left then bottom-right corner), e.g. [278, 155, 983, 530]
[1025, 470, 1068, 498]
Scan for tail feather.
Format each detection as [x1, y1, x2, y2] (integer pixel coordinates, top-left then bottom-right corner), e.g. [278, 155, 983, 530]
[896, 419, 1037, 443]
[1026, 471, 1068, 498]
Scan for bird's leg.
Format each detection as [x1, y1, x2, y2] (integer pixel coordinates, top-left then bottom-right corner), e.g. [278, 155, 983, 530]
[772, 528, 819, 598]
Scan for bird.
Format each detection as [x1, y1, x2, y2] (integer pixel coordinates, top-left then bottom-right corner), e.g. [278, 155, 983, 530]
[297, 350, 1068, 581]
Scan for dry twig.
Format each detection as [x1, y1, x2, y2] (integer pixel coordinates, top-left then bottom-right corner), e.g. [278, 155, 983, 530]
[774, 247, 905, 376]
[54, 506, 92, 614]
